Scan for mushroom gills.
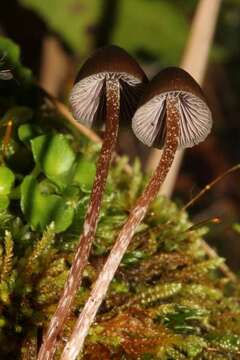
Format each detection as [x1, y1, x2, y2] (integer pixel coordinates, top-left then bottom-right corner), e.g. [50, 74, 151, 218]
[70, 72, 145, 128]
[120, 79, 145, 122]
[69, 74, 105, 128]
[132, 94, 167, 148]
[132, 91, 212, 149]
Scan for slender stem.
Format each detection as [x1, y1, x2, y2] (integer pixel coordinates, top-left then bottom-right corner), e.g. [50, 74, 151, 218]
[187, 217, 221, 231]
[183, 163, 240, 211]
[60, 95, 180, 360]
[182, 164, 240, 282]
[200, 239, 237, 282]
[37, 79, 120, 360]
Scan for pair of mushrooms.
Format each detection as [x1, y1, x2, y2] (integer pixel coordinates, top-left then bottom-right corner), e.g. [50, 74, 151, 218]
[38, 46, 212, 360]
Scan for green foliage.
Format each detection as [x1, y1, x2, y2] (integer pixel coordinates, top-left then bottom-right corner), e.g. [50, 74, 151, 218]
[24, 224, 55, 275]
[233, 223, 240, 234]
[0, 167, 15, 211]
[113, 0, 189, 64]
[207, 334, 240, 355]
[31, 134, 76, 188]
[138, 283, 183, 306]
[20, 0, 101, 55]
[73, 157, 96, 191]
[0, 166, 15, 195]
[0, 37, 240, 360]
[159, 304, 209, 334]
[21, 175, 74, 232]
[19, 0, 189, 64]
[0, 231, 14, 283]
[0, 36, 32, 83]
[18, 123, 40, 143]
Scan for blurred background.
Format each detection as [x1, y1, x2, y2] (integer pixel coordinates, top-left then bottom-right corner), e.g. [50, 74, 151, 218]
[1, 0, 240, 270]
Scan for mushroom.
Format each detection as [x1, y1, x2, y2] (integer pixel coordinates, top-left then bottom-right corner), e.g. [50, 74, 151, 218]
[132, 67, 212, 149]
[61, 67, 212, 360]
[37, 45, 147, 360]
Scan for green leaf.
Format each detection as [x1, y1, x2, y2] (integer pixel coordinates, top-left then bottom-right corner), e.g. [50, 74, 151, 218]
[20, 0, 101, 55]
[110, 279, 129, 294]
[21, 175, 74, 232]
[18, 124, 40, 142]
[161, 305, 208, 334]
[0, 36, 32, 82]
[31, 134, 76, 187]
[73, 157, 96, 191]
[112, 0, 189, 64]
[19, 0, 189, 64]
[181, 335, 206, 357]
[0, 37, 20, 64]
[233, 223, 240, 234]
[208, 334, 240, 353]
[0, 166, 15, 195]
[122, 250, 147, 266]
[0, 195, 9, 210]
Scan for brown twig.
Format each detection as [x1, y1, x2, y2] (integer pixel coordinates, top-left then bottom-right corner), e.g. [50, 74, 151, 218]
[183, 163, 240, 211]
[200, 239, 237, 282]
[182, 164, 240, 282]
[44, 90, 101, 143]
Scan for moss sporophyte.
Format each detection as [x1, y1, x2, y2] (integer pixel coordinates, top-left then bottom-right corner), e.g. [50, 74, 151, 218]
[1, 38, 240, 360]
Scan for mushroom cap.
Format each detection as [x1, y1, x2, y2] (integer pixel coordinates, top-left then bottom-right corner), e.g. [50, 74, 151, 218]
[132, 67, 212, 149]
[69, 45, 148, 128]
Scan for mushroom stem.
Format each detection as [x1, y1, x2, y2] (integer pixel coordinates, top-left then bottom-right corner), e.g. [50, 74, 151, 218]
[37, 79, 120, 360]
[60, 95, 180, 360]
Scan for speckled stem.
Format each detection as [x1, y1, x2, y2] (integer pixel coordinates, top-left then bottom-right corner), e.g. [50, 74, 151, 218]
[60, 95, 180, 360]
[37, 79, 120, 360]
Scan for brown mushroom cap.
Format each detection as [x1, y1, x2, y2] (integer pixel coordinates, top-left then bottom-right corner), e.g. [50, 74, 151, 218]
[69, 45, 148, 128]
[132, 67, 212, 149]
